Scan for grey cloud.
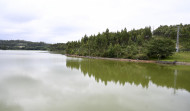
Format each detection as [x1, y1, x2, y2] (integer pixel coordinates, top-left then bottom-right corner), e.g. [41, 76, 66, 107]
[0, 32, 36, 41]
[0, 0, 189, 43]
[0, 0, 39, 23]
[0, 101, 23, 111]
[3, 13, 38, 23]
[52, 26, 81, 35]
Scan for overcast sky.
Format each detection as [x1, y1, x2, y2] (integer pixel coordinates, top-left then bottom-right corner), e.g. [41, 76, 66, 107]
[0, 0, 189, 43]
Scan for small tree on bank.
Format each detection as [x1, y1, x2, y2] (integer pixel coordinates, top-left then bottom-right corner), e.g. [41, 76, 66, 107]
[147, 37, 175, 59]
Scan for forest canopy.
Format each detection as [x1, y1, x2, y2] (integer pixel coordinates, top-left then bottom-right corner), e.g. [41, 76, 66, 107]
[63, 24, 189, 59]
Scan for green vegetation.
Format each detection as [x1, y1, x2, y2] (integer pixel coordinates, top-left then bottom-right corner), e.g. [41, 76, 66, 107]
[2, 24, 190, 61]
[66, 27, 152, 59]
[163, 52, 190, 62]
[153, 24, 190, 51]
[0, 40, 50, 50]
[147, 37, 176, 59]
[63, 24, 189, 60]
[65, 27, 176, 59]
[49, 43, 66, 54]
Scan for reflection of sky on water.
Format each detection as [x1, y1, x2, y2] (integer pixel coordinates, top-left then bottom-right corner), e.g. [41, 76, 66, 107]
[0, 50, 190, 111]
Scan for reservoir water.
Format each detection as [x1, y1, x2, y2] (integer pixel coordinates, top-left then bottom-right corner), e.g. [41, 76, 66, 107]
[0, 50, 190, 111]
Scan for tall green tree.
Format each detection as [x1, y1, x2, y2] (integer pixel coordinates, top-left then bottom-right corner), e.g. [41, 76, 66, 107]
[147, 37, 175, 59]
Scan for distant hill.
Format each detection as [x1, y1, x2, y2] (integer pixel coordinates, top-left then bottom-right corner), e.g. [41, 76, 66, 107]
[0, 40, 50, 50]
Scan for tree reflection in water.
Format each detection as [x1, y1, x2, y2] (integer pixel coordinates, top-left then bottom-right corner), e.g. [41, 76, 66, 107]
[66, 58, 190, 93]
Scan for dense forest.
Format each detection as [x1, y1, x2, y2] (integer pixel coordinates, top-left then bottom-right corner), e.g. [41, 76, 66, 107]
[153, 24, 190, 51]
[65, 27, 154, 59]
[56, 24, 188, 59]
[0, 40, 50, 50]
[49, 43, 66, 54]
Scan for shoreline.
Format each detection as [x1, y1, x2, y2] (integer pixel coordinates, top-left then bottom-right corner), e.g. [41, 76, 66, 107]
[66, 54, 190, 66]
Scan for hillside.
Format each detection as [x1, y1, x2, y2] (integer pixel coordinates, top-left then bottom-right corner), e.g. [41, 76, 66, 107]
[0, 40, 50, 50]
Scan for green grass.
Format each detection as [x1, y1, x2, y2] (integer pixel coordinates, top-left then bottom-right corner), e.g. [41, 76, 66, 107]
[162, 52, 190, 62]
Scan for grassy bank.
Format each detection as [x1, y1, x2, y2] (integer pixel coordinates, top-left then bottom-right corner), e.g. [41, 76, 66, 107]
[162, 52, 190, 62]
[66, 53, 190, 65]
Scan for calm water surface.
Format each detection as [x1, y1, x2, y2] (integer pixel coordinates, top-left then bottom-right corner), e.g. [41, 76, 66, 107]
[0, 50, 190, 111]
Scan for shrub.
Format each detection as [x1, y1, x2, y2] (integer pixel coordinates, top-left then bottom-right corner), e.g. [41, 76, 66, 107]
[147, 37, 175, 59]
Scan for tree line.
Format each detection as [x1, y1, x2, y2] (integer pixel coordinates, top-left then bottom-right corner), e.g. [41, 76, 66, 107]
[64, 26, 177, 59]
[66, 27, 152, 59]
[55, 24, 189, 59]
[0, 40, 50, 50]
